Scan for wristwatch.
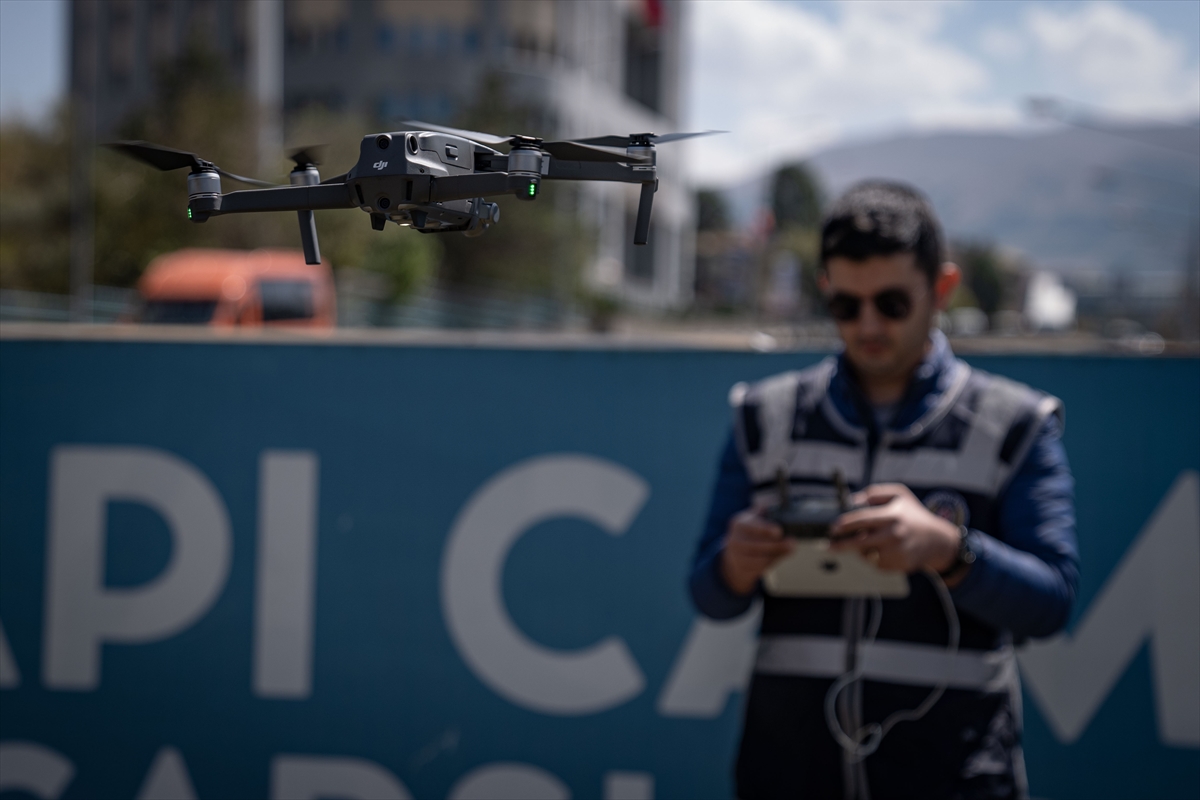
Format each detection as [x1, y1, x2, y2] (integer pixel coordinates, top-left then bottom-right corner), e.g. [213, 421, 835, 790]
[938, 525, 977, 579]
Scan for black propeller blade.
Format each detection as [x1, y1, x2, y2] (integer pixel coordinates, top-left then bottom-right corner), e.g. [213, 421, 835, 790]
[108, 140, 279, 187]
[107, 141, 209, 171]
[539, 140, 648, 164]
[402, 120, 648, 163]
[574, 130, 727, 148]
[288, 145, 326, 169]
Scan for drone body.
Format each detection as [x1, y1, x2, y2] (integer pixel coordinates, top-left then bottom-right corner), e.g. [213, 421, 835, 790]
[111, 123, 722, 265]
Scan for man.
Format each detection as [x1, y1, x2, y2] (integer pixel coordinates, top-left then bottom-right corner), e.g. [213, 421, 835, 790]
[689, 182, 1078, 800]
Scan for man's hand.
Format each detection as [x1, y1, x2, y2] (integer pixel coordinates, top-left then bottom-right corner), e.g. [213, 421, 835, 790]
[828, 484, 963, 579]
[720, 508, 796, 596]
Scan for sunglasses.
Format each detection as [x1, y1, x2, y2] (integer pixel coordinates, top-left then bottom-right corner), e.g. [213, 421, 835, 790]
[825, 288, 916, 322]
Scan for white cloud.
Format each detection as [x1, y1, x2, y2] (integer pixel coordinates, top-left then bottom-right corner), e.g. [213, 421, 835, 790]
[687, 1, 995, 184]
[1024, 2, 1200, 117]
[684, 1, 1200, 187]
[979, 26, 1026, 61]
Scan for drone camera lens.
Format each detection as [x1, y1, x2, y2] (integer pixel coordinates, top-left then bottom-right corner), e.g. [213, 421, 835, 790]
[406, 135, 419, 155]
[376, 135, 391, 150]
[378, 196, 391, 210]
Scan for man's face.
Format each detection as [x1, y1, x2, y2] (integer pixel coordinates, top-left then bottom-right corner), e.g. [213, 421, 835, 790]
[821, 252, 945, 382]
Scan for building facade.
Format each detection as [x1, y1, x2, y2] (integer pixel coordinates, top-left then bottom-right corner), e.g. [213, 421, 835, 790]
[73, 0, 695, 310]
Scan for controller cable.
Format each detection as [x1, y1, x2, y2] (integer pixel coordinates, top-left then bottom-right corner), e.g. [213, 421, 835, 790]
[823, 568, 961, 763]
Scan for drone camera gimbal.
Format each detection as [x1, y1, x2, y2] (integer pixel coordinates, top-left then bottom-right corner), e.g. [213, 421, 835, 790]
[111, 122, 724, 265]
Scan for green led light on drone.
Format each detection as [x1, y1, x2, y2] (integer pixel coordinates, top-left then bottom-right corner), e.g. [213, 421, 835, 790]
[187, 208, 192, 219]
[528, 184, 536, 196]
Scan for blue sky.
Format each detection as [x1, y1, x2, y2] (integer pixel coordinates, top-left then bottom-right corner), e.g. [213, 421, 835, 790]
[2, 0, 1197, 182]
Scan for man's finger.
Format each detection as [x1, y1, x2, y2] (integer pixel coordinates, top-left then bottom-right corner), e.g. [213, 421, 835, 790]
[858, 484, 908, 505]
[830, 527, 898, 553]
[830, 506, 897, 535]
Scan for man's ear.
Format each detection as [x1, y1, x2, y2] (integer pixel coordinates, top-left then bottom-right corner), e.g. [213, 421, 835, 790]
[934, 263, 961, 310]
[817, 271, 829, 292]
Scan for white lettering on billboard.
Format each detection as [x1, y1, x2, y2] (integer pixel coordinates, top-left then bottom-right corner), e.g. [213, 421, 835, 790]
[271, 755, 412, 800]
[42, 446, 232, 690]
[603, 771, 655, 800]
[253, 451, 319, 699]
[657, 602, 761, 718]
[441, 454, 648, 715]
[136, 746, 198, 800]
[447, 762, 570, 800]
[0, 742, 75, 799]
[0, 619, 19, 688]
[1019, 470, 1200, 746]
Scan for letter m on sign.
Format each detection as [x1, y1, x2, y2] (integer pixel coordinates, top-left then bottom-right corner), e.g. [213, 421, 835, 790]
[1018, 471, 1200, 747]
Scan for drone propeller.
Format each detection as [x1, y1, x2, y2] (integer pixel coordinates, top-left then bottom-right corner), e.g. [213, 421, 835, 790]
[107, 141, 209, 172]
[288, 145, 326, 169]
[106, 140, 279, 187]
[402, 120, 648, 164]
[539, 140, 647, 164]
[573, 130, 727, 148]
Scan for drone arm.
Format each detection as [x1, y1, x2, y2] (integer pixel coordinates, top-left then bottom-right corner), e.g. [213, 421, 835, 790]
[426, 173, 516, 203]
[205, 183, 356, 215]
[545, 160, 650, 183]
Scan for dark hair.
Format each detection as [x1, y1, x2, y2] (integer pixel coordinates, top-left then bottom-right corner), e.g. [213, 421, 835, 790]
[819, 181, 943, 283]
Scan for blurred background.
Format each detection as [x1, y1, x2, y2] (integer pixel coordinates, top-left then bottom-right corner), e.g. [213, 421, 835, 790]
[0, 0, 1196, 347]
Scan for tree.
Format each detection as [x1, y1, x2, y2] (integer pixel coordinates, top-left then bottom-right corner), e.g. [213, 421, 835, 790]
[771, 163, 822, 232]
[952, 241, 1007, 318]
[434, 72, 591, 301]
[697, 190, 730, 232]
[3, 43, 438, 301]
[0, 111, 72, 292]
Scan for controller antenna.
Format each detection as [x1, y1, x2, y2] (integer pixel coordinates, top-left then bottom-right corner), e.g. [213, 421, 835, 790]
[833, 468, 850, 512]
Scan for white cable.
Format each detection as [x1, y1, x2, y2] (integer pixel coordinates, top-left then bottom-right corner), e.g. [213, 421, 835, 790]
[824, 569, 961, 763]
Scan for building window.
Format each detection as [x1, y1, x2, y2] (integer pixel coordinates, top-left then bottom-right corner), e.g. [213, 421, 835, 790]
[106, 0, 135, 87]
[623, 15, 661, 112]
[463, 27, 480, 54]
[377, 24, 395, 52]
[437, 24, 453, 55]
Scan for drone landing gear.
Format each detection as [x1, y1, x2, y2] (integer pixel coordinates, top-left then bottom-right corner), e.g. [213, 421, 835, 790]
[297, 210, 320, 265]
[633, 179, 657, 246]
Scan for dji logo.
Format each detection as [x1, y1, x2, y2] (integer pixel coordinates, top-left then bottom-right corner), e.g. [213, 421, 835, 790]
[373, 161, 388, 170]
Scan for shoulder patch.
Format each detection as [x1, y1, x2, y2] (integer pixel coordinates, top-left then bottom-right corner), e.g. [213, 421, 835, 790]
[924, 489, 970, 527]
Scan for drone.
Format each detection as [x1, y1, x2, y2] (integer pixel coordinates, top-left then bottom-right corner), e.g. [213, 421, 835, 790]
[108, 122, 724, 265]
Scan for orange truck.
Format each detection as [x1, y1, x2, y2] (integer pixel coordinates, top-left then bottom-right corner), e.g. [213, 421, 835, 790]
[137, 248, 336, 327]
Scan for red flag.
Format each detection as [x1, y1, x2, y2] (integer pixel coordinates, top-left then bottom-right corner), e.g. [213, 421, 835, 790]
[644, 0, 663, 28]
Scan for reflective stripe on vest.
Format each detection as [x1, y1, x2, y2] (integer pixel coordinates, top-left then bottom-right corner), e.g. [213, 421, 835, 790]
[872, 378, 1057, 496]
[755, 634, 1017, 692]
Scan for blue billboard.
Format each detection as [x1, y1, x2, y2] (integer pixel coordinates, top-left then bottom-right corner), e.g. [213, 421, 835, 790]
[0, 334, 1197, 799]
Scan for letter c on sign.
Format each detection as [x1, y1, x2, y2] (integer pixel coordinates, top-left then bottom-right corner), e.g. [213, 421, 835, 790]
[441, 454, 649, 715]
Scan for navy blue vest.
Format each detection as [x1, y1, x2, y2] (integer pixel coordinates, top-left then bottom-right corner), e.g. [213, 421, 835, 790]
[730, 356, 1061, 799]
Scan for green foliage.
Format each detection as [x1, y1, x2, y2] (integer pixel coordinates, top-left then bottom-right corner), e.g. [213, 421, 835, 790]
[951, 241, 1007, 317]
[771, 163, 823, 231]
[697, 190, 730, 232]
[435, 72, 592, 296]
[2, 43, 438, 301]
[0, 111, 71, 292]
[360, 230, 440, 300]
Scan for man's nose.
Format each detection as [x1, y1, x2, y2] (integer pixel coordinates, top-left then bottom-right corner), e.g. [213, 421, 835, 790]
[857, 298, 886, 334]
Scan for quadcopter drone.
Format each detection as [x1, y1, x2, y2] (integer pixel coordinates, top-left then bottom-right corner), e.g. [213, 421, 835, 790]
[108, 122, 723, 265]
